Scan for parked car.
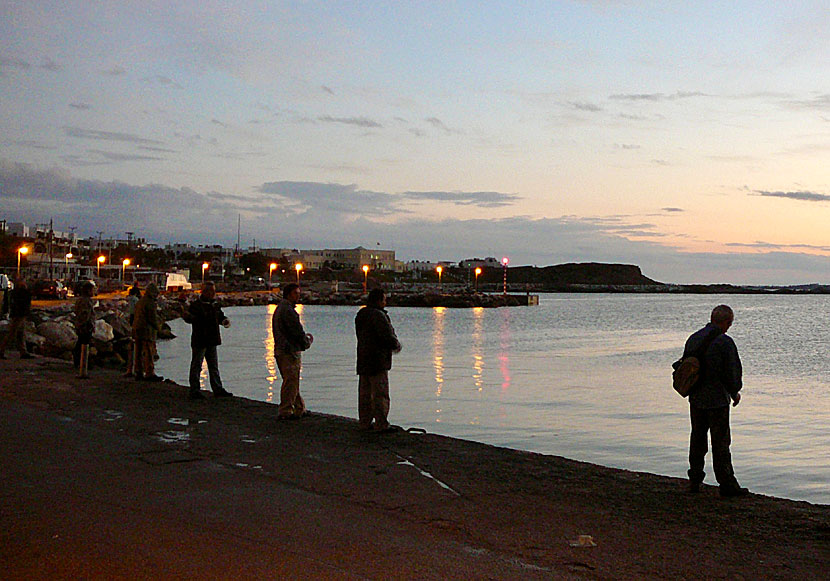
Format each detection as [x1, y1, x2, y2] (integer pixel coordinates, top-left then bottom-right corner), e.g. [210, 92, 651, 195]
[31, 280, 69, 299]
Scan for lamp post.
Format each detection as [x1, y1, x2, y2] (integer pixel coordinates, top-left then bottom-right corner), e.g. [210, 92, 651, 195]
[269, 262, 277, 286]
[436, 265, 443, 292]
[65, 253, 73, 280]
[295, 263, 303, 286]
[202, 262, 209, 285]
[122, 258, 130, 282]
[474, 267, 482, 292]
[17, 246, 28, 278]
[97, 255, 105, 278]
[501, 257, 509, 295]
[362, 264, 369, 292]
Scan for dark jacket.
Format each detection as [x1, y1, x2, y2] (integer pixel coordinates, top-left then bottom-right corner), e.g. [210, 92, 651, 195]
[682, 322, 742, 409]
[74, 296, 95, 337]
[132, 290, 161, 341]
[8, 287, 32, 319]
[273, 299, 310, 355]
[183, 297, 227, 348]
[355, 305, 401, 375]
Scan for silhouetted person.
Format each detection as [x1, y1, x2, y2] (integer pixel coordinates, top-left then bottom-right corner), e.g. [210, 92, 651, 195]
[132, 282, 163, 382]
[273, 282, 313, 419]
[680, 304, 748, 497]
[0, 278, 33, 359]
[73, 281, 95, 378]
[0, 273, 10, 319]
[183, 281, 232, 400]
[355, 288, 401, 432]
[124, 285, 141, 376]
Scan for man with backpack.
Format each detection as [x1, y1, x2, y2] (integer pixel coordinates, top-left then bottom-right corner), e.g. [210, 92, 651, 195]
[680, 304, 748, 498]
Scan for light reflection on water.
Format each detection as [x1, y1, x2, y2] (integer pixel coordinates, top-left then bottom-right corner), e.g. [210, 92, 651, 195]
[157, 294, 830, 504]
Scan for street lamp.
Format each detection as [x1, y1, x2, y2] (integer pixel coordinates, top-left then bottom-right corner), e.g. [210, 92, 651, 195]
[17, 246, 28, 277]
[502, 257, 509, 295]
[436, 265, 443, 292]
[65, 253, 73, 280]
[269, 262, 277, 286]
[362, 264, 369, 292]
[97, 255, 106, 278]
[122, 258, 131, 282]
[295, 263, 303, 286]
[474, 267, 482, 291]
[202, 262, 209, 284]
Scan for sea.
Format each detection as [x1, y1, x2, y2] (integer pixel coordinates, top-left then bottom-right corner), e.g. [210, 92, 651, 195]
[155, 293, 829, 505]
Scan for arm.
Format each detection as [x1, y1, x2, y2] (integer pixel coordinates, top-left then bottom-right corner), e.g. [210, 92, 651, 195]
[375, 311, 401, 352]
[280, 306, 311, 350]
[714, 336, 742, 400]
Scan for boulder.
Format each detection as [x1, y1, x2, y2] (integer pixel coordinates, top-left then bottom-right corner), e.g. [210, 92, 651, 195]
[103, 312, 132, 339]
[36, 321, 78, 352]
[92, 320, 114, 343]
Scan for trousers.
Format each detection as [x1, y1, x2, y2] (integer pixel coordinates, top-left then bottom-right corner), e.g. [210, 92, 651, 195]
[189, 345, 224, 394]
[688, 405, 740, 488]
[276, 352, 305, 418]
[358, 372, 390, 430]
[0, 316, 28, 355]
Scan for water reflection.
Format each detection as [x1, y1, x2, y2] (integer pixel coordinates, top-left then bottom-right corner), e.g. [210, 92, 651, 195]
[499, 309, 511, 391]
[432, 307, 445, 422]
[264, 304, 277, 402]
[472, 307, 484, 392]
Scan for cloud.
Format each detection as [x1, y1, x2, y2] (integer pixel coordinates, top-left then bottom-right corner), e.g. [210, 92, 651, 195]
[753, 189, 830, 202]
[402, 190, 521, 208]
[568, 101, 603, 112]
[141, 75, 182, 88]
[64, 127, 164, 145]
[317, 115, 383, 128]
[85, 149, 165, 162]
[614, 143, 641, 150]
[661, 207, 684, 213]
[425, 117, 458, 134]
[40, 57, 61, 71]
[101, 65, 126, 76]
[321, 85, 335, 95]
[0, 56, 31, 70]
[258, 181, 399, 216]
[69, 102, 92, 110]
[609, 91, 710, 101]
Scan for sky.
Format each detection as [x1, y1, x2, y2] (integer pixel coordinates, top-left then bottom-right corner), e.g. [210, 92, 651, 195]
[1, 1, 829, 285]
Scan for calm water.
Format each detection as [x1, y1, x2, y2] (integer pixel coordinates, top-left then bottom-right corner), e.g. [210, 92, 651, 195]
[156, 294, 829, 504]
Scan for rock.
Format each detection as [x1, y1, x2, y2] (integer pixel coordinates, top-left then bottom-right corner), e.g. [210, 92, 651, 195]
[92, 320, 114, 343]
[103, 312, 132, 339]
[36, 321, 78, 352]
[24, 332, 46, 351]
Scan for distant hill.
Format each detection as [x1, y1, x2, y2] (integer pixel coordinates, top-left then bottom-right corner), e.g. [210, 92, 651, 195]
[509, 263, 662, 287]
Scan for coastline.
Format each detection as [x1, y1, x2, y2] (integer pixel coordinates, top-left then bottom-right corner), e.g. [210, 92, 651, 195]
[1, 356, 827, 579]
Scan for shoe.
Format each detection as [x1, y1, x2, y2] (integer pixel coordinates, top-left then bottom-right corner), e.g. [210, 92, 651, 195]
[21, 353, 34, 359]
[213, 390, 233, 398]
[188, 391, 206, 400]
[376, 425, 402, 434]
[719, 486, 749, 498]
[300, 410, 311, 417]
[143, 374, 164, 382]
[688, 481, 701, 493]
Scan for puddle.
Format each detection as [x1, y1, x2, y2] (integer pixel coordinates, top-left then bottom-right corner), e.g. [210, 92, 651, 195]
[155, 431, 191, 444]
[167, 417, 189, 426]
[104, 410, 124, 422]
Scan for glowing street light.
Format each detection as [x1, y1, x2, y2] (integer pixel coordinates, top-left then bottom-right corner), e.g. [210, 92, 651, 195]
[122, 258, 131, 282]
[97, 255, 106, 277]
[502, 256, 509, 295]
[269, 262, 277, 286]
[295, 263, 303, 286]
[65, 253, 73, 279]
[436, 265, 443, 292]
[202, 262, 209, 284]
[474, 267, 482, 291]
[17, 246, 29, 277]
[362, 264, 369, 292]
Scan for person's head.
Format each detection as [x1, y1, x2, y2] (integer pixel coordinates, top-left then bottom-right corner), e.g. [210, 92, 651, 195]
[79, 281, 95, 297]
[14, 277, 27, 288]
[145, 282, 159, 297]
[711, 304, 734, 332]
[129, 285, 141, 297]
[367, 288, 386, 308]
[282, 282, 300, 303]
[201, 281, 216, 300]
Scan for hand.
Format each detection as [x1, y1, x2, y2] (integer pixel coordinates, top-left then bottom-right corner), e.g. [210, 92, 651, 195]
[732, 393, 741, 407]
[222, 319, 230, 328]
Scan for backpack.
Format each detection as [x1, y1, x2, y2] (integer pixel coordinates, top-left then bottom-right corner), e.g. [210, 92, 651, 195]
[672, 329, 721, 397]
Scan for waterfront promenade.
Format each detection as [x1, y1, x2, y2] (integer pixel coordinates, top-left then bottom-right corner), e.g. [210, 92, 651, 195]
[1, 356, 827, 579]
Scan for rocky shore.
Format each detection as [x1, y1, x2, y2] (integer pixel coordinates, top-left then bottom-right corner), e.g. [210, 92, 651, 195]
[1, 355, 827, 579]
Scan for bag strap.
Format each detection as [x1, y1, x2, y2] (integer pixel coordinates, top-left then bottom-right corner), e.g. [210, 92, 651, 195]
[694, 328, 722, 360]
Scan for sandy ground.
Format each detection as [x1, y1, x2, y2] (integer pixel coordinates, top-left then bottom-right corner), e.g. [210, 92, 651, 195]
[1, 355, 827, 580]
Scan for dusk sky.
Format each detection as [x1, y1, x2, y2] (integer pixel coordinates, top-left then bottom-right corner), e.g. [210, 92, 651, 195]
[1, 1, 829, 284]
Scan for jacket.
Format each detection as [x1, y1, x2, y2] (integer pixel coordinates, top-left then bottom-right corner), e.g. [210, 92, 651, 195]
[272, 299, 310, 355]
[183, 297, 227, 348]
[132, 290, 161, 341]
[355, 305, 401, 375]
[74, 296, 95, 337]
[683, 322, 742, 409]
[8, 287, 32, 319]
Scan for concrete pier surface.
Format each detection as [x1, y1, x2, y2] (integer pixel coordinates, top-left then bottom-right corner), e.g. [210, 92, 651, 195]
[1, 356, 827, 579]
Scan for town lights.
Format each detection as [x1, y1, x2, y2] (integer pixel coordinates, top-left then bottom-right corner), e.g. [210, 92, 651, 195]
[97, 255, 106, 277]
[436, 265, 443, 292]
[202, 262, 209, 284]
[122, 258, 131, 281]
[474, 267, 482, 291]
[295, 263, 303, 285]
[17, 246, 29, 277]
[502, 257, 509, 295]
[362, 264, 369, 292]
[269, 263, 277, 285]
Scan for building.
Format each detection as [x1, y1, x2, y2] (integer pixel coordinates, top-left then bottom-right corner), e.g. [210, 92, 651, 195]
[459, 257, 502, 269]
[312, 247, 396, 270]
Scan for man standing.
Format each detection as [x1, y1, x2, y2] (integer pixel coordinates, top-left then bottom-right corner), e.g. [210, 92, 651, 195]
[0, 273, 10, 319]
[681, 304, 748, 497]
[183, 281, 233, 400]
[0, 278, 34, 359]
[132, 282, 163, 382]
[272, 282, 313, 419]
[73, 281, 95, 378]
[355, 289, 401, 432]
